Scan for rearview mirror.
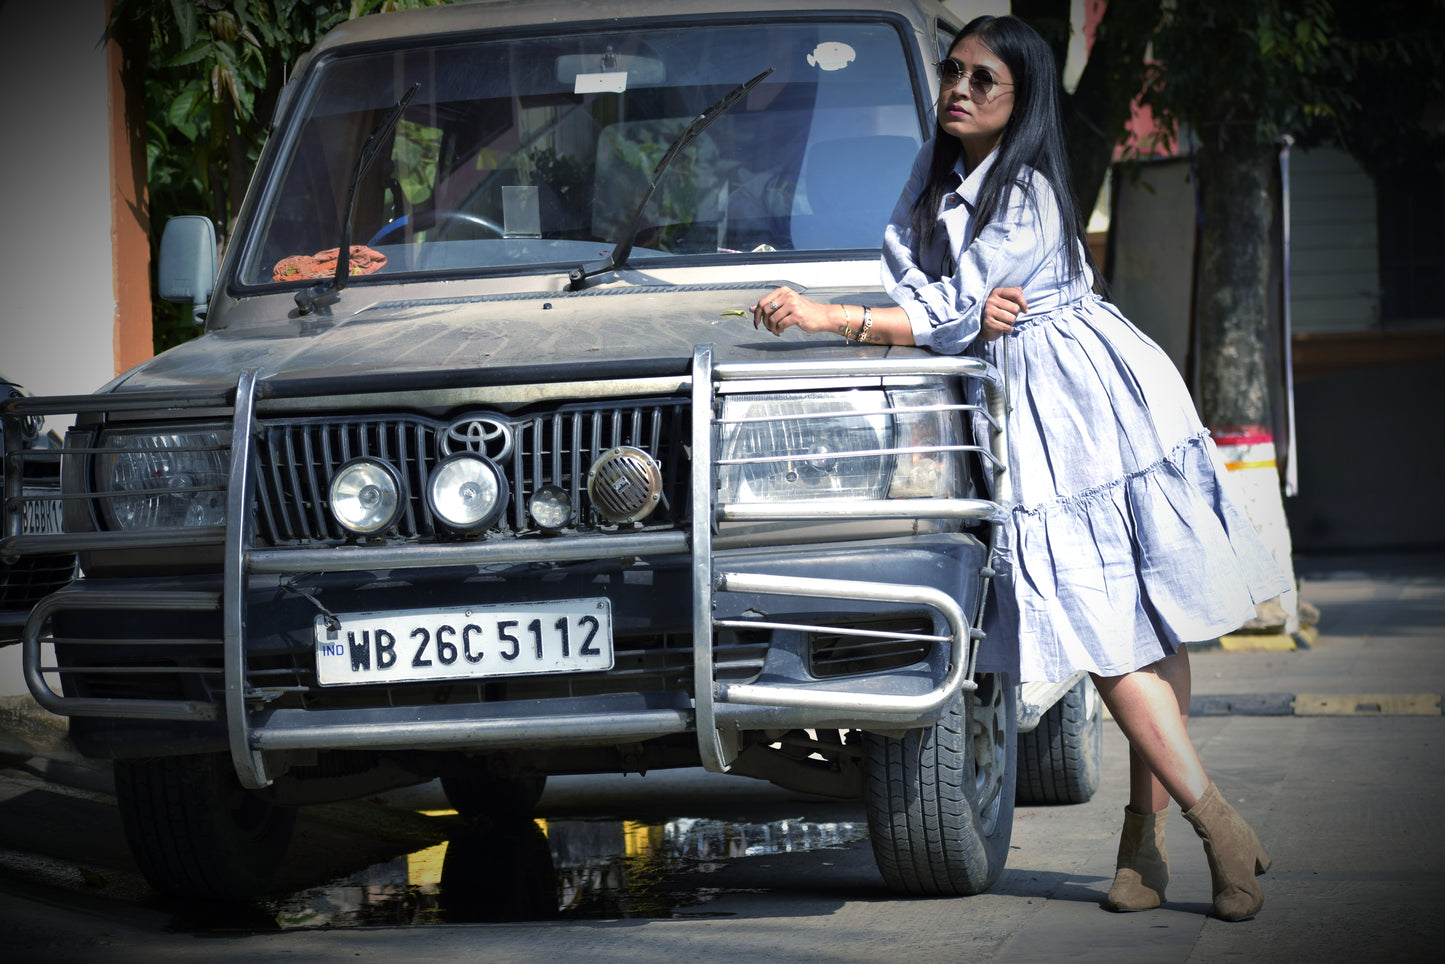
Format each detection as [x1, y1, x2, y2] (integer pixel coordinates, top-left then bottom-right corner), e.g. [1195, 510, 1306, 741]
[556, 52, 665, 90]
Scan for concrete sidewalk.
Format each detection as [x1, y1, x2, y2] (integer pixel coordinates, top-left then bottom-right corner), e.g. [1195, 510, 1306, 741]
[1187, 552, 1445, 716]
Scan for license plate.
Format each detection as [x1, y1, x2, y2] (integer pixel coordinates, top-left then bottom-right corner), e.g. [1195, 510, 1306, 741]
[22, 488, 63, 534]
[314, 598, 613, 686]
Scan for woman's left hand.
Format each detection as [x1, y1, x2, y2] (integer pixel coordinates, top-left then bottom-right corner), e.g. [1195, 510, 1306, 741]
[751, 285, 833, 336]
[982, 287, 1027, 341]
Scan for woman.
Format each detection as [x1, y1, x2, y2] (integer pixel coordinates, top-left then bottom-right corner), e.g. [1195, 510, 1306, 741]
[750, 15, 1287, 922]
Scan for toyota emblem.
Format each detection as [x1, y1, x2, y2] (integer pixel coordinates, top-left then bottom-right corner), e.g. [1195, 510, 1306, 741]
[440, 414, 513, 461]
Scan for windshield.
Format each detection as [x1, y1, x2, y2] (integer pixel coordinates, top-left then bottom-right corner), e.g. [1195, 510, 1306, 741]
[238, 18, 925, 288]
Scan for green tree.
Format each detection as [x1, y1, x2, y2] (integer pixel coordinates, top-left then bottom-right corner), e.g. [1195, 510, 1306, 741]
[108, 0, 452, 352]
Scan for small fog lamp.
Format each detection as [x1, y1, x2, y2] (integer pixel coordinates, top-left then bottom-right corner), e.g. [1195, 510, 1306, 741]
[529, 484, 572, 530]
[329, 458, 404, 534]
[427, 454, 506, 532]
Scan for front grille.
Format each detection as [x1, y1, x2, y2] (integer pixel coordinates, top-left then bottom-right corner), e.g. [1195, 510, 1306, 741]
[251, 399, 690, 546]
[1, 553, 74, 608]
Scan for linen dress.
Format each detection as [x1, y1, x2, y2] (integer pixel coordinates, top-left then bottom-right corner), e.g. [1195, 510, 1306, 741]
[882, 144, 1290, 683]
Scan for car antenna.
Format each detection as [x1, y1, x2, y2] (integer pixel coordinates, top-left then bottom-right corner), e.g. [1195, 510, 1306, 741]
[566, 67, 773, 292]
[296, 82, 421, 315]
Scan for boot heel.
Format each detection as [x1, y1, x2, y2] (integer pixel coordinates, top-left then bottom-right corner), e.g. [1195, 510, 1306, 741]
[1182, 783, 1267, 921]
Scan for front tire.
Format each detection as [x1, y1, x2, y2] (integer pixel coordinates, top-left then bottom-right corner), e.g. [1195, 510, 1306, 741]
[863, 672, 1017, 895]
[113, 753, 296, 901]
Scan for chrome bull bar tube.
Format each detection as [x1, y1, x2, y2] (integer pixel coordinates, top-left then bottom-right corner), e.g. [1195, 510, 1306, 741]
[223, 369, 270, 788]
[692, 345, 1010, 771]
[23, 587, 224, 721]
[713, 571, 980, 714]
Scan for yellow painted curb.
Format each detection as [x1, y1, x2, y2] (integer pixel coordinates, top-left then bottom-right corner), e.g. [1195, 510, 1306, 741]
[1217, 633, 1297, 652]
[1292, 693, 1442, 716]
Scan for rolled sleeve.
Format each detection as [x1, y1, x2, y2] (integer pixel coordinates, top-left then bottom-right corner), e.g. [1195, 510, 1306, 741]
[882, 160, 1063, 356]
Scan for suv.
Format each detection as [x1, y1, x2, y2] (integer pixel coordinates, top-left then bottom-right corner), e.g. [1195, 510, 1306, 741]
[1, 0, 1098, 902]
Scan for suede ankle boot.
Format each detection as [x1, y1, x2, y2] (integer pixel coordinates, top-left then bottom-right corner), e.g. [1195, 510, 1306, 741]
[1104, 807, 1169, 912]
[1181, 783, 1271, 921]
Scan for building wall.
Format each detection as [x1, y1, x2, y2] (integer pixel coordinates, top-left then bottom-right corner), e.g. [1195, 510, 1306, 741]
[1289, 147, 1381, 334]
[0, 0, 119, 694]
[1106, 156, 1194, 370]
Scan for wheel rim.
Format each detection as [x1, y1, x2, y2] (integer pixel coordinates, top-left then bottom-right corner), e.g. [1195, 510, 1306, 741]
[969, 675, 1008, 834]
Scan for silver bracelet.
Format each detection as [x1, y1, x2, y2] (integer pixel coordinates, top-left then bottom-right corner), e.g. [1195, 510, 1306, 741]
[859, 306, 874, 342]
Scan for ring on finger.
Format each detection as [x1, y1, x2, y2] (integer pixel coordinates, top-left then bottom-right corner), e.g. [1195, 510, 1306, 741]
[769, 301, 779, 311]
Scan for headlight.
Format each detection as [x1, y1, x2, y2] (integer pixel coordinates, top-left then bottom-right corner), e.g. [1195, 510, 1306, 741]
[427, 454, 507, 532]
[718, 391, 891, 502]
[329, 458, 404, 534]
[96, 428, 230, 529]
[717, 388, 958, 504]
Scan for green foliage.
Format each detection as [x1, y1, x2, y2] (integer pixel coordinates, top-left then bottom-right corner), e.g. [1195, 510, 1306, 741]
[110, 0, 454, 352]
[394, 120, 443, 206]
[1140, 0, 1347, 152]
[1311, 0, 1445, 176]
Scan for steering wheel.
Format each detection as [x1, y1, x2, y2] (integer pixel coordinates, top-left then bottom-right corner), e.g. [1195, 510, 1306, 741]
[368, 211, 506, 246]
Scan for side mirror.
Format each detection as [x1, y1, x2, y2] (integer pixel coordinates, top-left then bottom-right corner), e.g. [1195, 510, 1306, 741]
[158, 216, 217, 325]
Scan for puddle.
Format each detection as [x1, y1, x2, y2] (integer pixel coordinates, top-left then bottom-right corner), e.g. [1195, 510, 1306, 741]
[258, 812, 869, 928]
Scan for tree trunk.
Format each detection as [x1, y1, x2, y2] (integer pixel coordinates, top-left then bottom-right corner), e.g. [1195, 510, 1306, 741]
[1193, 128, 1275, 428]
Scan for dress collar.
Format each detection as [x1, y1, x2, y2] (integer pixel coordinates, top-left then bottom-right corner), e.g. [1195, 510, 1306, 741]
[953, 148, 998, 210]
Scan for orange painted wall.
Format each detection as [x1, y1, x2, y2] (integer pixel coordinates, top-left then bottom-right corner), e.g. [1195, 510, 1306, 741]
[106, 0, 153, 375]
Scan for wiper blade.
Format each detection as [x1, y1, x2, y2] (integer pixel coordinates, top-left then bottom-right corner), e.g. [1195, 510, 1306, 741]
[566, 67, 774, 292]
[296, 82, 420, 314]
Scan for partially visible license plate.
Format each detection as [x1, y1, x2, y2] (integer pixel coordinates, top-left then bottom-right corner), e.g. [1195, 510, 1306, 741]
[22, 488, 63, 534]
[314, 598, 613, 686]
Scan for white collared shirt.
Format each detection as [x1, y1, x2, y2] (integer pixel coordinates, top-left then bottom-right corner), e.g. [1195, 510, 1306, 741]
[880, 142, 1094, 354]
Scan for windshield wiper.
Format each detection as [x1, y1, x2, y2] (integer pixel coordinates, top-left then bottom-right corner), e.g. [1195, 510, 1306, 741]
[566, 67, 774, 292]
[296, 82, 420, 315]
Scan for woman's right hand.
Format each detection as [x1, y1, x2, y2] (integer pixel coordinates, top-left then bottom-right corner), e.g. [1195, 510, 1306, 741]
[982, 287, 1027, 341]
[751, 285, 835, 336]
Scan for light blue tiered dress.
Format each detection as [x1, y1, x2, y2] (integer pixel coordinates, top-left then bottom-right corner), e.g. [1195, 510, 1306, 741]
[882, 144, 1290, 683]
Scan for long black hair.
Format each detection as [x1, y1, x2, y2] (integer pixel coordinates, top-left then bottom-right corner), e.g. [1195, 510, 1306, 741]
[913, 15, 1100, 289]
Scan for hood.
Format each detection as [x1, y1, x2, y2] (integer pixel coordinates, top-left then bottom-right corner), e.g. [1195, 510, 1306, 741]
[110, 284, 904, 396]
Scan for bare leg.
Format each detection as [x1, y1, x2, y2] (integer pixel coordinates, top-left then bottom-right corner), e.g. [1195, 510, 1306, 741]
[1126, 646, 1191, 813]
[1093, 646, 1206, 811]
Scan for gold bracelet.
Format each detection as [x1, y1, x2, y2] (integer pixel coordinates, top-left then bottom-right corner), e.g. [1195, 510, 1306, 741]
[859, 306, 874, 342]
